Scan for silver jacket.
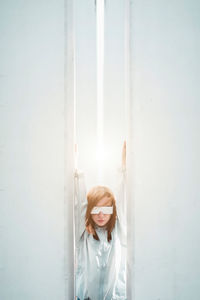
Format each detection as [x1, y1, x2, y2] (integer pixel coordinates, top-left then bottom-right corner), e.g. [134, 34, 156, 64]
[74, 169, 127, 300]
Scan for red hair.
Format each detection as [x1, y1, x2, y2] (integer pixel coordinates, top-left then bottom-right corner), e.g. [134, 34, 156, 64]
[85, 186, 117, 242]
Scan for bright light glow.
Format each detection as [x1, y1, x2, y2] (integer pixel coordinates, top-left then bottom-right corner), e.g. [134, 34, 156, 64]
[96, 0, 105, 183]
[96, 144, 105, 165]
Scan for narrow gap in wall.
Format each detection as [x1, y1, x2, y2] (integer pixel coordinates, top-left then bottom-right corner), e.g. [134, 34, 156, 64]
[73, 0, 130, 299]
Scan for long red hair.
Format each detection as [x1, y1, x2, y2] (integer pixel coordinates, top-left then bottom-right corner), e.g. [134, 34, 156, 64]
[85, 186, 117, 242]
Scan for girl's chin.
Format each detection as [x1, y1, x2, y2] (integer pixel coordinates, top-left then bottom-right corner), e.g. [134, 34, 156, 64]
[96, 221, 107, 226]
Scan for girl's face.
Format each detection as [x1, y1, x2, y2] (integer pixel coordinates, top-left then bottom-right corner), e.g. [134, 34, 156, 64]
[91, 197, 112, 227]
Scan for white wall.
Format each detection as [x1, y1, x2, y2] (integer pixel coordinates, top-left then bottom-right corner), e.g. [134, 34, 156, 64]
[0, 1, 68, 299]
[130, 0, 200, 299]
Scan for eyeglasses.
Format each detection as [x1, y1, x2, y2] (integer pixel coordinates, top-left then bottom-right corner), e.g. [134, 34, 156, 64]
[91, 206, 113, 215]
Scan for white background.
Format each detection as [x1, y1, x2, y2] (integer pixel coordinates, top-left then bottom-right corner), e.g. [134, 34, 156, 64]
[1, 0, 200, 299]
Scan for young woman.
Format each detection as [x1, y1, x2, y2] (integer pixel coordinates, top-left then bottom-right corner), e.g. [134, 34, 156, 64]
[74, 142, 127, 300]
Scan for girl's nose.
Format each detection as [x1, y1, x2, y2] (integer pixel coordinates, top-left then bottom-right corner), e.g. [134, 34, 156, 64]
[98, 211, 104, 217]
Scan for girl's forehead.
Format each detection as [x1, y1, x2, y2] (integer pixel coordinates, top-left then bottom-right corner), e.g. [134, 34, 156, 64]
[96, 196, 112, 206]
